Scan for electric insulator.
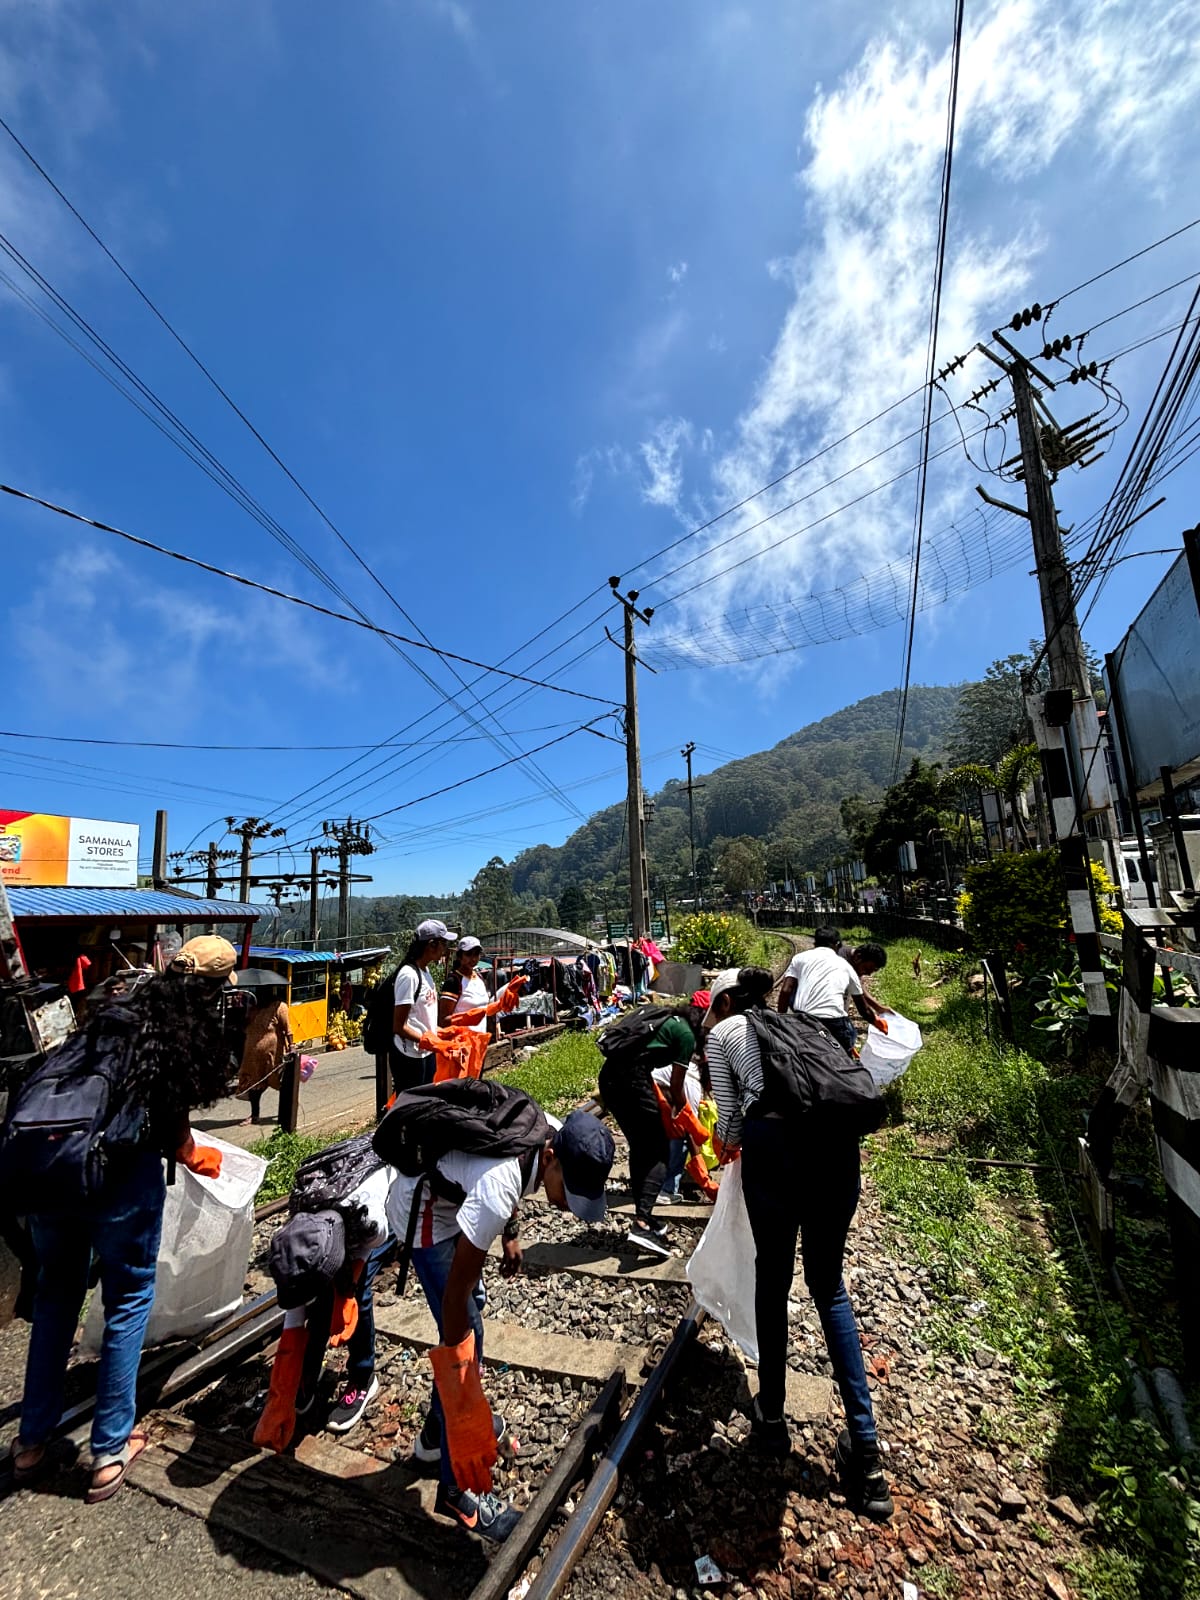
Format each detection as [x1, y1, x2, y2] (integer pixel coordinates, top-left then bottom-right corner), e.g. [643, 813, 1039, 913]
[1069, 369, 1080, 384]
[1043, 344, 1053, 359]
[1089, 361, 1098, 376]
[1011, 313, 1023, 331]
[1063, 334, 1073, 351]
[1021, 308, 1033, 326]
[1032, 303, 1042, 321]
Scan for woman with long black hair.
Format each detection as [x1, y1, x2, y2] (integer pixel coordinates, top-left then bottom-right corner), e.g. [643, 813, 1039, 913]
[703, 966, 892, 1520]
[391, 918, 454, 1093]
[8, 938, 234, 1503]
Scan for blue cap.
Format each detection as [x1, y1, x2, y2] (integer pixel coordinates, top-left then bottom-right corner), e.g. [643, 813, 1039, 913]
[553, 1111, 615, 1223]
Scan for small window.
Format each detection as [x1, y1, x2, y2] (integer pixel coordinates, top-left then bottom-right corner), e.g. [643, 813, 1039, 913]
[1124, 856, 1140, 884]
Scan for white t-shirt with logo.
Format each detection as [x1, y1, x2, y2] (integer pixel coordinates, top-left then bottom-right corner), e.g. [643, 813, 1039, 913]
[394, 964, 439, 1057]
[452, 971, 491, 1034]
[384, 1114, 561, 1252]
[784, 947, 862, 1019]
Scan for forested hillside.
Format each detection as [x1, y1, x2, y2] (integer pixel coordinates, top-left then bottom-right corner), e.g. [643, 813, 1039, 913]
[510, 684, 959, 902]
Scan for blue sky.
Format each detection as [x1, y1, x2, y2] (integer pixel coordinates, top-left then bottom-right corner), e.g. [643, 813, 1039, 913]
[1, 0, 1198, 901]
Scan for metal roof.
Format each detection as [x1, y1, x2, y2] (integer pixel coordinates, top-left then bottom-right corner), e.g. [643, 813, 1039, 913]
[249, 945, 393, 969]
[7, 887, 267, 922]
[481, 927, 593, 950]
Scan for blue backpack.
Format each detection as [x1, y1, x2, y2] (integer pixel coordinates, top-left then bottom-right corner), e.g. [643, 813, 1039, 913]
[0, 1003, 151, 1213]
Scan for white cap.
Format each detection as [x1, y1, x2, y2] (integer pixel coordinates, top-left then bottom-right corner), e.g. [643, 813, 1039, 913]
[459, 936, 482, 954]
[702, 967, 743, 1028]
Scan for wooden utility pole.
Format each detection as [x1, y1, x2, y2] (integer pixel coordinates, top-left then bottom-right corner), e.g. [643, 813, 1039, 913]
[610, 580, 653, 940]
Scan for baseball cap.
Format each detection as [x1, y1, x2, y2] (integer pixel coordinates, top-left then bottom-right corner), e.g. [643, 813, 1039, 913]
[459, 936, 482, 954]
[269, 1210, 346, 1309]
[416, 918, 456, 943]
[702, 968, 743, 1028]
[553, 1111, 615, 1223]
[170, 935, 238, 985]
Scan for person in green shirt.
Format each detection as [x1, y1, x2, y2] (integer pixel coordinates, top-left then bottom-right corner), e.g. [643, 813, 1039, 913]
[598, 1005, 703, 1257]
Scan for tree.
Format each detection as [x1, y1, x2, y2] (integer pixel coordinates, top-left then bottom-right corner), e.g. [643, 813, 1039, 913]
[469, 856, 513, 933]
[718, 836, 766, 895]
[557, 884, 591, 932]
[839, 795, 879, 859]
[861, 760, 948, 878]
[943, 742, 1042, 852]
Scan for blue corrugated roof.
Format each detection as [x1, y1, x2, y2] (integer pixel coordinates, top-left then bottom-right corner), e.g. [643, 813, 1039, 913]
[250, 945, 336, 966]
[7, 887, 267, 921]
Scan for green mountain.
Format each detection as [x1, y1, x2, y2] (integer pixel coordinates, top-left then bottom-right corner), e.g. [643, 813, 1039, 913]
[510, 684, 960, 901]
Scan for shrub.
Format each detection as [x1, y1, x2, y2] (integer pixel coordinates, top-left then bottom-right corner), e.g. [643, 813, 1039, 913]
[959, 849, 1069, 975]
[671, 911, 755, 969]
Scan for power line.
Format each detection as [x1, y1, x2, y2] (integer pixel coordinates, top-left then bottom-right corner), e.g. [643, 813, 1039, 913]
[0, 722, 581, 753]
[892, 0, 965, 779]
[0, 484, 619, 709]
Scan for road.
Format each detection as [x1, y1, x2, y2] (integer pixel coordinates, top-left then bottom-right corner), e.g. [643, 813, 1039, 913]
[193, 1045, 383, 1151]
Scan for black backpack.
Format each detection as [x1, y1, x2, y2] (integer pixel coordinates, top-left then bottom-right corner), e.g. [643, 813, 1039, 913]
[0, 1003, 151, 1213]
[596, 1005, 676, 1074]
[373, 1078, 550, 1290]
[744, 1008, 886, 1137]
[362, 967, 400, 1056]
[289, 1130, 386, 1253]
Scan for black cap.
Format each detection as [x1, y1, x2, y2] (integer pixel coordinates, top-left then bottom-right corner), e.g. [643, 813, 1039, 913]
[269, 1210, 346, 1309]
[553, 1111, 615, 1223]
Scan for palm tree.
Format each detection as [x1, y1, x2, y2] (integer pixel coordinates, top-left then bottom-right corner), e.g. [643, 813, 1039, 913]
[942, 743, 1040, 853]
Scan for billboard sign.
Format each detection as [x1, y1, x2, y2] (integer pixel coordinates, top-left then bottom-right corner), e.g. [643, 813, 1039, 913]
[1109, 553, 1200, 794]
[0, 811, 140, 887]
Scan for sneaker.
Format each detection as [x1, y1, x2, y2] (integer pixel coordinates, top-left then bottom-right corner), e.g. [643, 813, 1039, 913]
[326, 1376, 380, 1435]
[434, 1483, 521, 1543]
[413, 1412, 508, 1464]
[627, 1218, 673, 1258]
[658, 1189, 684, 1205]
[835, 1428, 894, 1521]
[749, 1396, 790, 1459]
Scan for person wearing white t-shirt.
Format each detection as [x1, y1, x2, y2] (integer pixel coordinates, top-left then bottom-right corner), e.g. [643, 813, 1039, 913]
[776, 932, 889, 1055]
[385, 1109, 615, 1544]
[438, 937, 491, 1034]
[392, 919, 455, 1092]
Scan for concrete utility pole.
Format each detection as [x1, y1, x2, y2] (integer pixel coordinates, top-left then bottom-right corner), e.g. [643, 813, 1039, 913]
[226, 816, 287, 904]
[610, 579, 653, 940]
[309, 847, 320, 946]
[977, 327, 1116, 1018]
[151, 810, 169, 889]
[321, 818, 375, 948]
[681, 741, 702, 912]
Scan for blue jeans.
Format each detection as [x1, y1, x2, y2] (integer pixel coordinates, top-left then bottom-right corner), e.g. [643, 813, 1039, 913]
[301, 1236, 392, 1397]
[662, 1138, 687, 1195]
[21, 1150, 165, 1459]
[739, 1118, 877, 1448]
[411, 1233, 487, 1488]
[821, 1014, 858, 1056]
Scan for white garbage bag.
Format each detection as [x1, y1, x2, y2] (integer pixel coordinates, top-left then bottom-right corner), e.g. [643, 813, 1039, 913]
[82, 1133, 266, 1351]
[686, 1157, 759, 1363]
[858, 1010, 923, 1087]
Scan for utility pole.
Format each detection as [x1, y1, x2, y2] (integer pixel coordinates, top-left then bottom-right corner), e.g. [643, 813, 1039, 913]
[309, 847, 320, 947]
[977, 324, 1116, 1019]
[610, 579, 653, 940]
[226, 816, 287, 904]
[152, 810, 169, 889]
[681, 741, 705, 912]
[321, 818, 375, 949]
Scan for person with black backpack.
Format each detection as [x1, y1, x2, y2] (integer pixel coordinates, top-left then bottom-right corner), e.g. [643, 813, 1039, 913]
[1, 936, 236, 1503]
[703, 966, 893, 1521]
[375, 1079, 615, 1543]
[389, 919, 455, 1093]
[596, 1002, 703, 1257]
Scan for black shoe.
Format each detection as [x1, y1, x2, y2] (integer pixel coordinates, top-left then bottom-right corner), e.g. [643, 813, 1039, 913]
[327, 1376, 379, 1435]
[413, 1412, 508, 1464]
[835, 1428, 894, 1521]
[627, 1218, 673, 1258]
[294, 1384, 319, 1419]
[434, 1483, 521, 1543]
[750, 1397, 790, 1458]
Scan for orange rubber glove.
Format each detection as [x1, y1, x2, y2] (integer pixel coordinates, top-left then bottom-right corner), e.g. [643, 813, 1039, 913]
[177, 1135, 222, 1179]
[870, 1013, 890, 1034]
[652, 1083, 707, 1147]
[713, 1135, 740, 1166]
[254, 1320, 308, 1453]
[328, 1259, 364, 1348]
[684, 1149, 720, 1199]
[429, 1332, 497, 1493]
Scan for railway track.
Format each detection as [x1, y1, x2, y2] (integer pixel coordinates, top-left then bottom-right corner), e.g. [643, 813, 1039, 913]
[3, 939, 823, 1599]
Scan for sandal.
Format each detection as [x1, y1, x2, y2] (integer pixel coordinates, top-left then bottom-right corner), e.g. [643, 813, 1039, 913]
[6, 1439, 49, 1485]
[85, 1431, 148, 1505]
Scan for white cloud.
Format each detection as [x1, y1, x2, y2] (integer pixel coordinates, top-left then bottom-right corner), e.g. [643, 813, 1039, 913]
[639, 416, 692, 509]
[667, 261, 689, 284]
[638, 0, 1200, 659]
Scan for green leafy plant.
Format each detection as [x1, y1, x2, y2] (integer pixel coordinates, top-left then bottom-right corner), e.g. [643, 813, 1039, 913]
[671, 911, 755, 968]
[497, 1029, 602, 1114]
[959, 849, 1070, 974]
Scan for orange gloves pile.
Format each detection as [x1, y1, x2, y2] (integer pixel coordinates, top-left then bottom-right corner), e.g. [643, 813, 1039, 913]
[430, 1332, 497, 1492]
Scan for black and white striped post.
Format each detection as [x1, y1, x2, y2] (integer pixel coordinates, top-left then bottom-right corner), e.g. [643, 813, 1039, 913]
[1147, 1005, 1200, 1372]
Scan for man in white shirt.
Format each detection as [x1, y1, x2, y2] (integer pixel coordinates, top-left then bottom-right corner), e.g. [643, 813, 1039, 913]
[392, 919, 455, 1091]
[776, 932, 888, 1055]
[385, 1109, 615, 1544]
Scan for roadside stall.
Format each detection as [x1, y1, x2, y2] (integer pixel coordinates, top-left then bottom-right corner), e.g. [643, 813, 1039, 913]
[247, 945, 391, 1048]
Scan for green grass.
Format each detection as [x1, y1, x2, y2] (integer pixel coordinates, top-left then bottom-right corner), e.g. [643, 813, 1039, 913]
[249, 1124, 369, 1204]
[494, 1028, 602, 1115]
[867, 937, 1200, 1600]
[746, 928, 793, 972]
